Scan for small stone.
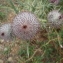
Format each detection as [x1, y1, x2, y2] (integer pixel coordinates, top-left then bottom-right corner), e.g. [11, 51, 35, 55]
[0, 59, 3, 63]
[0, 39, 4, 43]
[0, 45, 4, 51]
[7, 57, 13, 62]
[4, 47, 8, 51]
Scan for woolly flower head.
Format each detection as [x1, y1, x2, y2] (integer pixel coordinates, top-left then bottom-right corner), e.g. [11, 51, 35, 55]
[12, 11, 40, 41]
[49, 0, 59, 5]
[0, 23, 13, 41]
[47, 10, 63, 28]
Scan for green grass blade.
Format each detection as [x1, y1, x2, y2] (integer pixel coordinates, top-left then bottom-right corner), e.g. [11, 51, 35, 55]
[7, 0, 19, 14]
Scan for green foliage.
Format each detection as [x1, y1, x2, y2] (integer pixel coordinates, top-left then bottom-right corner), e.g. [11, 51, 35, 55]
[3, 47, 11, 55]
[7, 0, 19, 14]
[0, 12, 5, 20]
[0, 0, 63, 63]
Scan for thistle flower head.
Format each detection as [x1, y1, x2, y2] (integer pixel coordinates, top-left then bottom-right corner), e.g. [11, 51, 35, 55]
[47, 10, 63, 28]
[12, 11, 40, 41]
[49, 0, 59, 5]
[0, 23, 13, 41]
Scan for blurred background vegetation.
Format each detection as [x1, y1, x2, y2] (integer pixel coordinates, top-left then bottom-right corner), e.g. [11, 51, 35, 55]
[0, 0, 63, 63]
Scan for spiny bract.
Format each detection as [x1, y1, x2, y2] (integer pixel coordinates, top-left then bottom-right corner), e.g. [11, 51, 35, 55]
[47, 10, 63, 29]
[12, 11, 40, 41]
[0, 23, 13, 41]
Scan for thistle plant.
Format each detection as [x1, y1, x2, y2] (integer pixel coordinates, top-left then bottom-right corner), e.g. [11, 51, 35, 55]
[0, 23, 14, 41]
[0, 0, 63, 63]
[12, 11, 41, 41]
[49, 0, 59, 5]
[47, 10, 63, 29]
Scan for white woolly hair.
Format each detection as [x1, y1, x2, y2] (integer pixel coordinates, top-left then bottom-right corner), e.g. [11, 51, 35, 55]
[47, 10, 63, 28]
[12, 11, 40, 41]
[0, 23, 13, 41]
